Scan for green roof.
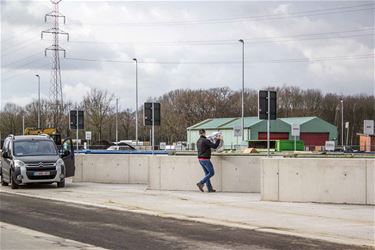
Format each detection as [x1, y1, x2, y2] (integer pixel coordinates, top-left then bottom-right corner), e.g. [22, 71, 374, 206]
[188, 118, 237, 129]
[219, 117, 262, 129]
[279, 117, 316, 125]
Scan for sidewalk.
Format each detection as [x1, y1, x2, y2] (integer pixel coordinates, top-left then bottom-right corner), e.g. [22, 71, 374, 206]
[1, 181, 374, 247]
[0, 222, 105, 250]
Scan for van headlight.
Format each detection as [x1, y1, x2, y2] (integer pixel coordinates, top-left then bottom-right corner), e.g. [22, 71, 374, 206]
[56, 159, 64, 168]
[14, 160, 25, 168]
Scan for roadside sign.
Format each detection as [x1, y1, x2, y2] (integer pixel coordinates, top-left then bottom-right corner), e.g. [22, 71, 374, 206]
[85, 131, 92, 140]
[364, 120, 374, 135]
[325, 141, 335, 151]
[160, 142, 166, 150]
[345, 122, 349, 129]
[233, 124, 242, 137]
[291, 123, 300, 137]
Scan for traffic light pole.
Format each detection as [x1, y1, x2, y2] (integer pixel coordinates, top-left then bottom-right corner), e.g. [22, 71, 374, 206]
[267, 91, 270, 157]
[152, 102, 155, 155]
[76, 108, 79, 151]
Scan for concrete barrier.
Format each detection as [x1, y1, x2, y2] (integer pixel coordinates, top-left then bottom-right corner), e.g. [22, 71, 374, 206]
[73, 154, 148, 184]
[148, 155, 260, 192]
[261, 158, 375, 205]
[74, 154, 261, 192]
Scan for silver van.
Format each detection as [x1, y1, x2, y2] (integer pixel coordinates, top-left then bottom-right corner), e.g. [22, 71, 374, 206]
[0, 135, 75, 189]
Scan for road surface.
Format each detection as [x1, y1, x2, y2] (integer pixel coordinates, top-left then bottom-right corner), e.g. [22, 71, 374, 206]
[0, 193, 369, 250]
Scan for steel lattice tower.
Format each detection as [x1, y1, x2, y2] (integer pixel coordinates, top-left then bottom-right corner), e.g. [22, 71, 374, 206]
[41, 0, 69, 128]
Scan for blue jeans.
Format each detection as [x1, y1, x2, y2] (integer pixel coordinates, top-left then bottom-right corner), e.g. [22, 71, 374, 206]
[199, 159, 215, 191]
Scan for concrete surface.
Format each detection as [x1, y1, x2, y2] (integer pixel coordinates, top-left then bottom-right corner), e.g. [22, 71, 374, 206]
[261, 158, 375, 205]
[0, 222, 105, 250]
[1, 181, 373, 247]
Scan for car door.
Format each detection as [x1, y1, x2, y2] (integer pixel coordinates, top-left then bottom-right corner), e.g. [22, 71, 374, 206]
[1, 138, 11, 182]
[61, 138, 75, 177]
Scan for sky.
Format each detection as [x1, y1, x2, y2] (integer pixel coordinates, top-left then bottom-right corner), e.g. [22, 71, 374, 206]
[1, 0, 374, 111]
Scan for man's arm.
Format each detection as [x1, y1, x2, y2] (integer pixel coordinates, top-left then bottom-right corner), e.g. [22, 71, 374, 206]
[204, 138, 221, 149]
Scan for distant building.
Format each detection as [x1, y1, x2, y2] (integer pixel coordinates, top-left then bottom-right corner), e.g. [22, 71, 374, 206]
[187, 116, 337, 150]
[358, 134, 375, 152]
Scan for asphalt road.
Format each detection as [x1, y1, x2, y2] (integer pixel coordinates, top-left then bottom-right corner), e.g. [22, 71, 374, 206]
[0, 193, 369, 250]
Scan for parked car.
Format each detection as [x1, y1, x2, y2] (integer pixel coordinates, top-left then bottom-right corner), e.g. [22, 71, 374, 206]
[107, 142, 136, 151]
[0, 135, 75, 189]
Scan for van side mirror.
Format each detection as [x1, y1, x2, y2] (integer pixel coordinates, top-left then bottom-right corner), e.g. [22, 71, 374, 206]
[2, 151, 9, 158]
[61, 149, 70, 157]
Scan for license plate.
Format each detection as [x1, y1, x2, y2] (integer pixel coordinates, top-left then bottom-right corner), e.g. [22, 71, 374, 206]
[34, 171, 50, 176]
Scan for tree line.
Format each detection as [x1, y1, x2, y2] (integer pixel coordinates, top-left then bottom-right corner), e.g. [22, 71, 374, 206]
[1, 86, 374, 146]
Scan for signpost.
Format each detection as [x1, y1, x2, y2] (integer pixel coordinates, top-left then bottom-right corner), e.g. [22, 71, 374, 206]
[85, 131, 92, 149]
[291, 123, 300, 151]
[233, 124, 242, 146]
[345, 122, 349, 147]
[364, 120, 374, 135]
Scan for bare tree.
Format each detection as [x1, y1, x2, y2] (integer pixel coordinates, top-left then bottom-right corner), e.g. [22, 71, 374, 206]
[83, 89, 114, 143]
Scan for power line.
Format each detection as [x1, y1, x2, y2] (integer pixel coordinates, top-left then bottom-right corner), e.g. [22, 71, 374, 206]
[2, 52, 43, 69]
[68, 31, 373, 47]
[67, 3, 374, 27]
[64, 53, 374, 65]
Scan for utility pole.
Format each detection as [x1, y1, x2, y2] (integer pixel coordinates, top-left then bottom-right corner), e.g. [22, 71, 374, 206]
[132, 58, 138, 146]
[238, 39, 245, 142]
[41, 0, 69, 128]
[35, 74, 41, 128]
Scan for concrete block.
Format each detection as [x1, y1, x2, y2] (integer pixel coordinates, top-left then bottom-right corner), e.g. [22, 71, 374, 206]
[221, 156, 260, 192]
[159, 156, 221, 191]
[278, 159, 367, 204]
[129, 155, 149, 184]
[72, 155, 84, 182]
[260, 158, 279, 201]
[148, 156, 162, 190]
[366, 159, 375, 205]
[82, 155, 129, 183]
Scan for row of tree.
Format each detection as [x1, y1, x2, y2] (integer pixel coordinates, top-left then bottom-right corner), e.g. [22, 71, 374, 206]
[1, 86, 374, 146]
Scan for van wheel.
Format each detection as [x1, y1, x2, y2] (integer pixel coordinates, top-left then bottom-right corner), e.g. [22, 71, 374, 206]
[1, 172, 8, 186]
[57, 179, 65, 188]
[10, 170, 19, 189]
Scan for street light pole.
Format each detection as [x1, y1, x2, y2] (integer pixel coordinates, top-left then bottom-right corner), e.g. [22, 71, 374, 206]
[116, 97, 119, 142]
[238, 39, 245, 142]
[35, 74, 41, 128]
[133, 58, 138, 146]
[341, 99, 344, 147]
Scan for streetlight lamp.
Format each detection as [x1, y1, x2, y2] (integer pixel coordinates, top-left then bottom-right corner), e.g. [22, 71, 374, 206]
[238, 39, 245, 142]
[35, 74, 41, 129]
[341, 99, 344, 147]
[132, 58, 138, 146]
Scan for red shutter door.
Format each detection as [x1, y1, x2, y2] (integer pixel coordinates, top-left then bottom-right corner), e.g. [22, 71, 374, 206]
[258, 132, 289, 140]
[300, 133, 329, 147]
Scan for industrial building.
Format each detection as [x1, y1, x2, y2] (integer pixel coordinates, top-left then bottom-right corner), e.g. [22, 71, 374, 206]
[187, 116, 337, 150]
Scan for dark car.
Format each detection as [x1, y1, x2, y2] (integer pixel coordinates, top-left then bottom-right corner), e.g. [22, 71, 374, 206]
[0, 135, 75, 189]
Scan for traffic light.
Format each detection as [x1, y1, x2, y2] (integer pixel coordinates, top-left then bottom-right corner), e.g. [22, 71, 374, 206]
[144, 102, 160, 126]
[70, 110, 84, 129]
[258, 90, 277, 120]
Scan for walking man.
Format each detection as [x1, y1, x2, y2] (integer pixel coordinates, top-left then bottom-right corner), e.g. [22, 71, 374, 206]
[196, 129, 221, 192]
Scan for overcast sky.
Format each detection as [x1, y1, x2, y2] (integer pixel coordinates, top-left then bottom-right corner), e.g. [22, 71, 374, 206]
[1, 0, 374, 110]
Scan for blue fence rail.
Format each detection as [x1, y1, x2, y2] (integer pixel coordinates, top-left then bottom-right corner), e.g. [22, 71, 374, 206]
[77, 149, 169, 155]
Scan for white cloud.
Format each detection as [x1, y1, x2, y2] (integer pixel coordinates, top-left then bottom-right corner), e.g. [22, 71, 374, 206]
[1, 1, 374, 110]
[63, 82, 91, 103]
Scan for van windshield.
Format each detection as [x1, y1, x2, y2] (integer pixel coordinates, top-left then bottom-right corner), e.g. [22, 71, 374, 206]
[13, 140, 58, 156]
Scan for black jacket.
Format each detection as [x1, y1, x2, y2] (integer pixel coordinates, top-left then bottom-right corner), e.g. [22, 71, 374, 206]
[197, 135, 220, 159]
